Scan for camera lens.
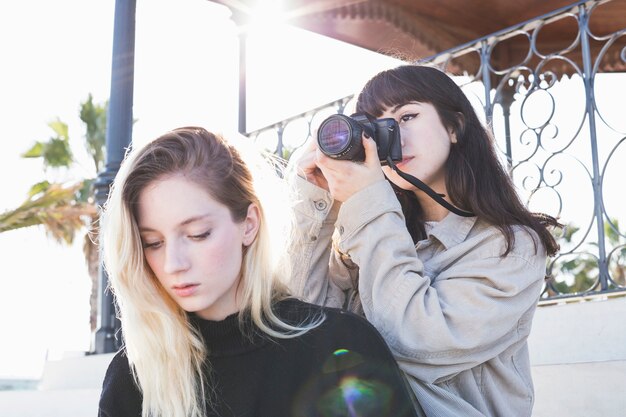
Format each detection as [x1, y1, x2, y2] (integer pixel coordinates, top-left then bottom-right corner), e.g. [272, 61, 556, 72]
[318, 117, 352, 154]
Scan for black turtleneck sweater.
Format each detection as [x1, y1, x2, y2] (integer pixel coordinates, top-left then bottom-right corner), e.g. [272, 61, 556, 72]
[98, 299, 418, 417]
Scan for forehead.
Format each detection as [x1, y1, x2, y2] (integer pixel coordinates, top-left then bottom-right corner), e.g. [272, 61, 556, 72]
[136, 175, 228, 227]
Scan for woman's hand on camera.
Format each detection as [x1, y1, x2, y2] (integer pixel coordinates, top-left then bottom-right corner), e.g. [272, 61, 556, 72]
[291, 137, 329, 191]
[317, 135, 385, 202]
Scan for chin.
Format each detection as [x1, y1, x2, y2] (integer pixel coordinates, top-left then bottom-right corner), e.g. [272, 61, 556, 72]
[387, 173, 415, 192]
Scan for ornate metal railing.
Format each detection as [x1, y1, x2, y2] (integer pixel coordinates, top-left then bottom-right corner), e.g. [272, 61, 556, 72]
[247, 0, 626, 301]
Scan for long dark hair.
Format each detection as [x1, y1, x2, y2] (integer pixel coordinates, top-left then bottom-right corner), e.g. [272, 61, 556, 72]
[356, 65, 559, 256]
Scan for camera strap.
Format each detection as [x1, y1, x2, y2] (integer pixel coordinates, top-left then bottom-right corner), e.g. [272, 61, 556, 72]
[386, 157, 475, 217]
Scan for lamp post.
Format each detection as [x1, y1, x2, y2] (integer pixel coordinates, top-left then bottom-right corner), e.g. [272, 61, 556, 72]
[238, 30, 247, 135]
[93, 0, 136, 354]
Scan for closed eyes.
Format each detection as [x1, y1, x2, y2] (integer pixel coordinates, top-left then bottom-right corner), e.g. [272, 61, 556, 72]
[142, 240, 163, 250]
[141, 230, 211, 250]
[189, 230, 211, 240]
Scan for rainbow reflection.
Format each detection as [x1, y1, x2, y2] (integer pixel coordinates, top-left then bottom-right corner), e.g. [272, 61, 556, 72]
[333, 348, 349, 356]
[293, 349, 404, 416]
[316, 375, 392, 416]
[341, 376, 376, 414]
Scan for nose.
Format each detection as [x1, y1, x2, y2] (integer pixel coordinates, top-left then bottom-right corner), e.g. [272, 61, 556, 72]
[398, 125, 406, 148]
[163, 241, 190, 275]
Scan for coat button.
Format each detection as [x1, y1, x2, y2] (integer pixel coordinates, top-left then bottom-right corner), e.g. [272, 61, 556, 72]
[314, 200, 327, 211]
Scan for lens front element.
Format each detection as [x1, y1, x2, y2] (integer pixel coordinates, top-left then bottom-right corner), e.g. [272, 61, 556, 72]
[318, 117, 351, 154]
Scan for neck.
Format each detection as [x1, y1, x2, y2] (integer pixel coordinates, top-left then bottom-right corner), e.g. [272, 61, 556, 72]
[413, 185, 450, 221]
[420, 198, 450, 221]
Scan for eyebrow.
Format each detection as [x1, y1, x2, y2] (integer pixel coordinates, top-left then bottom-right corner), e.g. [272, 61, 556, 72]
[391, 101, 420, 113]
[138, 213, 213, 232]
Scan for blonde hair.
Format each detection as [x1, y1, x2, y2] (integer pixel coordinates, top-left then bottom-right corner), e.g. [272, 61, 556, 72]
[101, 127, 320, 417]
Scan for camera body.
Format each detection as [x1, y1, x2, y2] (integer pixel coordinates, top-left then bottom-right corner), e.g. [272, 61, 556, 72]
[317, 112, 402, 164]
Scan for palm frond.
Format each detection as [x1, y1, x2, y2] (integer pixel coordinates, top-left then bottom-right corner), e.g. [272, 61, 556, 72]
[0, 182, 97, 244]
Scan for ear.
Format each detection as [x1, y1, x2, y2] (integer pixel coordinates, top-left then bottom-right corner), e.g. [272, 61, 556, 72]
[242, 203, 260, 247]
[449, 112, 464, 144]
[449, 128, 458, 144]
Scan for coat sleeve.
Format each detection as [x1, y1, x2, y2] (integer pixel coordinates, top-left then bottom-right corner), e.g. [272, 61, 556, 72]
[98, 351, 142, 417]
[334, 180, 546, 383]
[286, 175, 353, 308]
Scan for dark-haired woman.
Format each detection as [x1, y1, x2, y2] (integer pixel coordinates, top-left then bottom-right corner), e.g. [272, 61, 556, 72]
[287, 65, 560, 417]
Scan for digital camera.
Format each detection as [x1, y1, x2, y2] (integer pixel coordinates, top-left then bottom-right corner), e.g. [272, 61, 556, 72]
[317, 113, 402, 164]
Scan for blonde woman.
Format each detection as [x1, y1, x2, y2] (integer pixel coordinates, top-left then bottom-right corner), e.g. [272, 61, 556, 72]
[97, 127, 418, 417]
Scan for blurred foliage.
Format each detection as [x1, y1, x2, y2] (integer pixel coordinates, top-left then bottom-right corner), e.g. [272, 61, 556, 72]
[0, 181, 96, 244]
[80, 94, 107, 172]
[547, 219, 626, 296]
[0, 94, 107, 333]
[22, 119, 73, 169]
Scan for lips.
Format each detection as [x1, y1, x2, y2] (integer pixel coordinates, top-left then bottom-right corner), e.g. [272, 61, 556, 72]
[172, 283, 199, 297]
[395, 157, 413, 169]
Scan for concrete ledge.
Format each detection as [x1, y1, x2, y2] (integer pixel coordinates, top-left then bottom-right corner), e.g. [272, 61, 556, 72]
[39, 353, 115, 390]
[532, 360, 626, 417]
[529, 295, 626, 417]
[0, 388, 101, 417]
[529, 295, 626, 365]
[0, 354, 115, 417]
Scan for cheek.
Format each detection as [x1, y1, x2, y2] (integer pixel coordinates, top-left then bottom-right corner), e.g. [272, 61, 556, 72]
[143, 252, 169, 290]
[205, 244, 238, 265]
[420, 128, 452, 158]
[143, 251, 161, 275]
[434, 138, 453, 161]
[205, 232, 244, 267]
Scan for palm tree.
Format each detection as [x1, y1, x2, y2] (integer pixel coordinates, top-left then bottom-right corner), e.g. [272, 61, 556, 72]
[0, 94, 107, 333]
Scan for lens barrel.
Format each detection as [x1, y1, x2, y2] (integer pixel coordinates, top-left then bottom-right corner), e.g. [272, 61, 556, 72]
[317, 112, 401, 163]
[317, 114, 365, 161]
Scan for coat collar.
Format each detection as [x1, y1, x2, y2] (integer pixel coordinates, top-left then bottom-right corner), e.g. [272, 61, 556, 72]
[427, 213, 478, 249]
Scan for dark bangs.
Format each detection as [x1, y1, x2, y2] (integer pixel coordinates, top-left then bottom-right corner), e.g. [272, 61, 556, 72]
[356, 66, 434, 117]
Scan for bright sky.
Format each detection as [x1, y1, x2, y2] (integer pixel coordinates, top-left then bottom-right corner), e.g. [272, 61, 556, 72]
[0, 0, 400, 379]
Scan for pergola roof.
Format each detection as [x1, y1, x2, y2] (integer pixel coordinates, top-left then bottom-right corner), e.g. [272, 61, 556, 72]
[212, 0, 626, 78]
